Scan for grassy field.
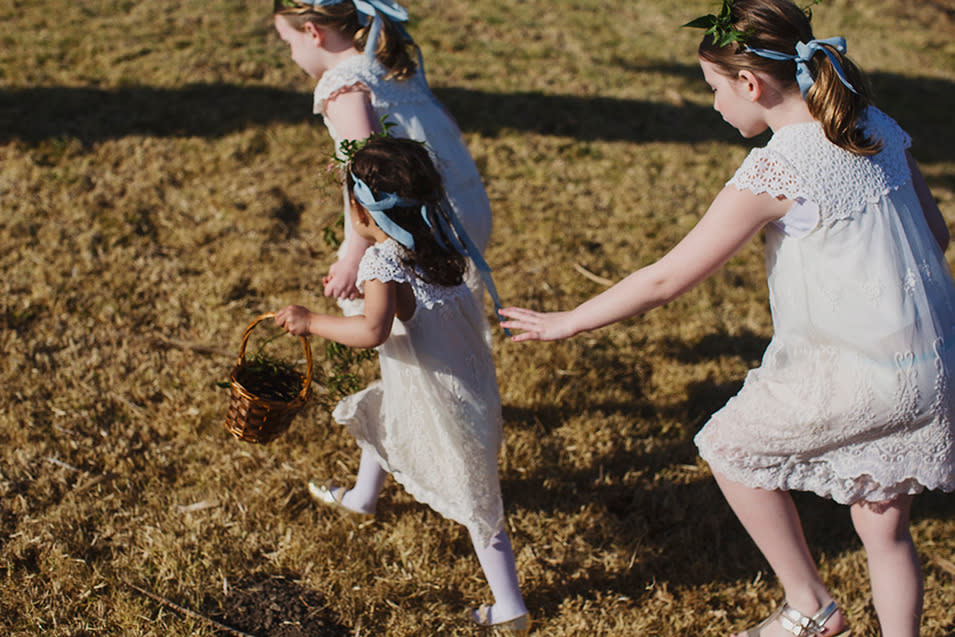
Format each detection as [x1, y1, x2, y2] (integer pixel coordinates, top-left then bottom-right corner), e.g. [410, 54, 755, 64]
[2, 0, 954, 635]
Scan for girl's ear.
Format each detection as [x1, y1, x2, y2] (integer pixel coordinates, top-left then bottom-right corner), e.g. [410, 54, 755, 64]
[351, 199, 372, 226]
[302, 21, 324, 46]
[737, 69, 763, 101]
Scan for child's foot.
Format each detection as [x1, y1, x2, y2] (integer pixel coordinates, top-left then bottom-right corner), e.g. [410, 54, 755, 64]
[732, 600, 848, 637]
[469, 603, 531, 633]
[307, 481, 374, 517]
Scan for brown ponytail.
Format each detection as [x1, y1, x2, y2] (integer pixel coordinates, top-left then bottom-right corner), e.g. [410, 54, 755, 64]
[274, 1, 418, 80]
[698, 0, 881, 156]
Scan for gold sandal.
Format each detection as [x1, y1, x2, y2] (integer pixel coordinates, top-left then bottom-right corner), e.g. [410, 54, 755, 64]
[469, 604, 532, 633]
[742, 600, 849, 636]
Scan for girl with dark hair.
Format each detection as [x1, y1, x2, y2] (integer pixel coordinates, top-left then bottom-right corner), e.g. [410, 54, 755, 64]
[275, 137, 529, 632]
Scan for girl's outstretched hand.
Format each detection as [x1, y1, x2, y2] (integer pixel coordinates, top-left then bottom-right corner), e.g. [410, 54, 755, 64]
[498, 307, 577, 342]
[274, 304, 314, 336]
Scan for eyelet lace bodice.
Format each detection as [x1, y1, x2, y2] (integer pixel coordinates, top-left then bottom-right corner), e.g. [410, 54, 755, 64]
[729, 107, 912, 224]
[314, 55, 431, 118]
[312, 54, 493, 284]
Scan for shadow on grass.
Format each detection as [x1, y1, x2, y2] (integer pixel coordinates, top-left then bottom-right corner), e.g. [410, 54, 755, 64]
[2, 70, 951, 160]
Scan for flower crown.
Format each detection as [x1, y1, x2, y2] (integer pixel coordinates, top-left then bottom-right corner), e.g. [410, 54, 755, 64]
[683, 0, 822, 48]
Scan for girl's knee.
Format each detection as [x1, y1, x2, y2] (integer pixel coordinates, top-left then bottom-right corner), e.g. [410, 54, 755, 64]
[850, 496, 914, 548]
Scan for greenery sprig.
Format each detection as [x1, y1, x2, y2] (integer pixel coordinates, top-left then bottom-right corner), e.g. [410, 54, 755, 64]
[335, 115, 398, 167]
[682, 0, 751, 48]
[683, 0, 824, 48]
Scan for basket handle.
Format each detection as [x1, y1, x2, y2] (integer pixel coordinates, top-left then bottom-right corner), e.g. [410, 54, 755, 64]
[236, 312, 314, 400]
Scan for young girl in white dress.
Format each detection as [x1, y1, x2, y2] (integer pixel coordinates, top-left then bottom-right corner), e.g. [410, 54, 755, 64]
[274, 136, 530, 632]
[272, 0, 493, 304]
[500, 1, 955, 635]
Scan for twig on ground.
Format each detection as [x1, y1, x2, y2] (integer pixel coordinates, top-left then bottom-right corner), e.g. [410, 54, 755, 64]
[44, 457, 82, 472]
[125, 581, 257, 637]
[44, 457, 118, 495]
[142, 334, 234, 359]
[573, 262, 615, 287]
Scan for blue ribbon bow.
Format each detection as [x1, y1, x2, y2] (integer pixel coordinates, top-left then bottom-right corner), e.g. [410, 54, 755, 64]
[301, 0, 407, 23]
[300, 0, 411, 63]
[350, 173, 421, 250]
[745, 37, 858, 99]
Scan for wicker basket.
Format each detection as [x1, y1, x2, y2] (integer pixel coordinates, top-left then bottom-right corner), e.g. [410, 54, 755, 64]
[224, 312, 314, 444]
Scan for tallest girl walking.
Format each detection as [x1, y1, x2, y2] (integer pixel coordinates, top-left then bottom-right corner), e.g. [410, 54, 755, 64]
[500, 1, 955, 635]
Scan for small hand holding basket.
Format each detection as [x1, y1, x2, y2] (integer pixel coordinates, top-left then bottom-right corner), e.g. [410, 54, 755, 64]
[224, 312, 314, 444]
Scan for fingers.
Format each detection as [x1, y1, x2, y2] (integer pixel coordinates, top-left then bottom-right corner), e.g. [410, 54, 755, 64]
[274, 305, 309, 335]
[497, 307, 546, 342]
[508, 329, 542, 343]
[498, 306, 539, 321]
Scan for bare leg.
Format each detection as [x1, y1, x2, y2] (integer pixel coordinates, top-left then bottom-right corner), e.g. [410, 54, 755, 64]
[712, 472, 847, 637]
[470, 528, 528, 624]
[850, 495, 921, 637]
[340, 448, 387, 514]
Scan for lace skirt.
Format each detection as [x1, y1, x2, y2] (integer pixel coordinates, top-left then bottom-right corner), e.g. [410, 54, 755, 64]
[695, 337, 955, 504]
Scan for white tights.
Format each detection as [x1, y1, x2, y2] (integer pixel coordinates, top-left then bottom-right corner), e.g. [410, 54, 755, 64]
[338, 448, 527, 620]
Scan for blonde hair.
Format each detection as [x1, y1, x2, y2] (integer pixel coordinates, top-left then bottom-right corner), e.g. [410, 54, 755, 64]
[274, 1, 418, 80]
[699, 0, 881, 156]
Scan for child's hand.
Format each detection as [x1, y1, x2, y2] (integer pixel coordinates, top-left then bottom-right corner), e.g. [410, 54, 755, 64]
[324, 259, 361, 300]
[498, 307, 577, 342]
[275, 305, 314, 336]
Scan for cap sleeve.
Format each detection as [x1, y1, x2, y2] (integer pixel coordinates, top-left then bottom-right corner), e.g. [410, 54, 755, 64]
[313, 56, 374, 115]
[356, 240, 410, 291]
[727, 147, 809, 201]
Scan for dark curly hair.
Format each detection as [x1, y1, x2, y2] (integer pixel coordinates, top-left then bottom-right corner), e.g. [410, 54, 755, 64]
[347, 137, 467, 288]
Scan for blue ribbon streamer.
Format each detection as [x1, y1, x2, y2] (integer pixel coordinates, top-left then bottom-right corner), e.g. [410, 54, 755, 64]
[421, 200, 511, 336]
[745, 37, 858, 99]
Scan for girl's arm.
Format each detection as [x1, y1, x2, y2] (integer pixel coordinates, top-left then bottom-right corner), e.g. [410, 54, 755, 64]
[322, 89, 379, 300]
[276, 278, 397, 348]
[499, 186, 790, 342]
[906, 151, 949, 252]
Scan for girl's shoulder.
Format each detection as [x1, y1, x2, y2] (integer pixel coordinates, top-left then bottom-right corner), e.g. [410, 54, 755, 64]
[728, 107, 912, 222]
[357, 239, 412, 286]
[313, 55, 383, 114]
[313, 55, 425, 115]
[357, 240, 473, 310]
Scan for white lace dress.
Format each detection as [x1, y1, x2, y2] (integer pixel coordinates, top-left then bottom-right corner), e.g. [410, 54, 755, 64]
[314, 54, 493, 302]
[695, 107, 955, 504]
[331, 239, 505, 545]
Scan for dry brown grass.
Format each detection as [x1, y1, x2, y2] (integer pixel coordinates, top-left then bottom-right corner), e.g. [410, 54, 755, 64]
[2, 0, 954, 635]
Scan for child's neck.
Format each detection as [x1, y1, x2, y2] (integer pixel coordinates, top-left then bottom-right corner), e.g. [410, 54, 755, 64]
[321, 29, 362, 74]
[323, 47, 362, 73]
[766, 91, 815, 133]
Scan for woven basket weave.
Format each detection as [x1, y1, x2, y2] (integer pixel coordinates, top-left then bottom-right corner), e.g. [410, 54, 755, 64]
[224, 312, 313, 444]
